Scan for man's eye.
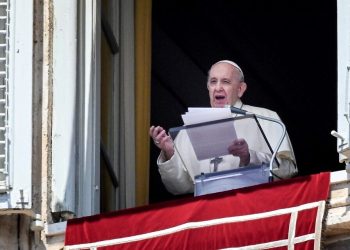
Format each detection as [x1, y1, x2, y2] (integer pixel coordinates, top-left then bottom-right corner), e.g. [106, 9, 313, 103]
[210, 80, 217, 84]
[223, 80, 230, 84]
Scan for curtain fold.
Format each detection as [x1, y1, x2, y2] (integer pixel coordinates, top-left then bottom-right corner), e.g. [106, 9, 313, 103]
[135, 0, 152, 206]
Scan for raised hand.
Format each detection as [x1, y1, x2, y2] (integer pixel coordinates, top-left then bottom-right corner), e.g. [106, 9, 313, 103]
[149, 126, 175, 160]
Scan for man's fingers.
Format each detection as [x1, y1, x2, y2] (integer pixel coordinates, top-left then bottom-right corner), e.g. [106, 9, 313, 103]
[149, 126, 173, 149]
[149, 126, 155, 136]
[233, 138, 246, 146]
[156, 130, 168, 144]
[152, 126, 161, 138]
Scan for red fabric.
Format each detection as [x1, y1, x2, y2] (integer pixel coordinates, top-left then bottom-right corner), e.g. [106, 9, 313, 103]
[65, 172, 330, 249]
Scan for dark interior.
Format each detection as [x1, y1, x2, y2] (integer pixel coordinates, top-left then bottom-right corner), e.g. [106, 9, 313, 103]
[149, 0, 342, 203]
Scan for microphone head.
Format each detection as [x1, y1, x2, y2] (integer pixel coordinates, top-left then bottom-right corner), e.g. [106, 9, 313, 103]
[225, 105, 247, 115]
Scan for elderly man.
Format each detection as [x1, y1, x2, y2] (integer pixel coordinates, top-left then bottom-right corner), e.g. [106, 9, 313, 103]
[150, 60, 298, 195]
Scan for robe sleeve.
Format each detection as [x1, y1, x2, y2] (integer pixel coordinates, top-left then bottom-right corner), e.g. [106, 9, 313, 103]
[157, 150, 194, 195]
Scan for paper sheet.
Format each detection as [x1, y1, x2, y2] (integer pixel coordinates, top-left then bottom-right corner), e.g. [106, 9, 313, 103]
[181, 108, 237, 160]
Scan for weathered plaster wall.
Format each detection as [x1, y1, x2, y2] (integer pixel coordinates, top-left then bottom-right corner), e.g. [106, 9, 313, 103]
[0, 215, 36, 250]
[32, 0, 44, 217]
[323, 170, 350, 249]
[0, 0, 55, 249]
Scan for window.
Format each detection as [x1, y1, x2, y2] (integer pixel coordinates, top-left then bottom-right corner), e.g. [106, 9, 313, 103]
[100, 0, 120, 212]
[0, 0, 9, 195]
[0, 0, 33, 209]
[51, 0, 135, 218]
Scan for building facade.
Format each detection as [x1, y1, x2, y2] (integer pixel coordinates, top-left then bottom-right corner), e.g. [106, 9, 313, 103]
[0, 0, 151, 248]
[0, 0, 349, 249]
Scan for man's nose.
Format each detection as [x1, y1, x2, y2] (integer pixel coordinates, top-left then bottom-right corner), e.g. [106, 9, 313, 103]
[214, 81, 223, 90]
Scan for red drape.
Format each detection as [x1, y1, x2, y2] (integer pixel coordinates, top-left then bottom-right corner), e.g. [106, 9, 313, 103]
[65, 172, 330, 249]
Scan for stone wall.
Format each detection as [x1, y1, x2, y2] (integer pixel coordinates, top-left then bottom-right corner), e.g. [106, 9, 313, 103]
[0, 214, 38, 250]
[323, 170, 350, 249]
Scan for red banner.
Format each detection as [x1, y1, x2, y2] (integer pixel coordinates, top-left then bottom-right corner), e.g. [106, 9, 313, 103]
[65, 172, 330, 249]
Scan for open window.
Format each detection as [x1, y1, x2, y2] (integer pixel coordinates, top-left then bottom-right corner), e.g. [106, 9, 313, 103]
[50, 0, 135, 219]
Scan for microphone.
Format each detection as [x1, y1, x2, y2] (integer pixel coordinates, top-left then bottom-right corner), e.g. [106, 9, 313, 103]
[225, 105, 248, 115]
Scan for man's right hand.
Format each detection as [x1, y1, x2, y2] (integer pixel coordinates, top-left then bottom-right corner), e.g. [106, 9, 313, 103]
[149, 126, 175, 160]
[227, 138, 250, 166]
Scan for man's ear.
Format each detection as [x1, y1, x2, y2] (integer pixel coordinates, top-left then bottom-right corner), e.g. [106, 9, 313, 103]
[238, 82, 247, 98]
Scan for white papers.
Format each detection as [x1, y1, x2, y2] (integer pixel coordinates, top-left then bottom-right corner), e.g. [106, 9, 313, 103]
[181, 107, 237, 160]
[181, 108, 232, 125]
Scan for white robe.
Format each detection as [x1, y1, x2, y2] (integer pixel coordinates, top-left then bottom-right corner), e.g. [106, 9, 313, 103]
[157, 100, 298, 195]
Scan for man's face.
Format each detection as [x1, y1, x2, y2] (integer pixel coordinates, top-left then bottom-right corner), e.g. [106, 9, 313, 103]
[207, 62, 246, 108]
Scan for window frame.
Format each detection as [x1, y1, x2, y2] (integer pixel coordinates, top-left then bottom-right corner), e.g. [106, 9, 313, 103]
[0, 0, 33, 210]
[336, 0, 350, 163]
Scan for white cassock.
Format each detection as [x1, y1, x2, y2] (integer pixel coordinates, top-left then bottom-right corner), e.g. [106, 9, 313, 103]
[157, 99, 298, 195]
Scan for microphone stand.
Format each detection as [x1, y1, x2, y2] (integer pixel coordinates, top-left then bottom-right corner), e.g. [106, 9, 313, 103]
[253, 114, 286, 182]
[229, 106, 286, 182]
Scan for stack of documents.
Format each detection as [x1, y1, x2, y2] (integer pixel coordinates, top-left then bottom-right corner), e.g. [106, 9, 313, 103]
[181, 107, 232, 125]
[180, 107, 237, 160]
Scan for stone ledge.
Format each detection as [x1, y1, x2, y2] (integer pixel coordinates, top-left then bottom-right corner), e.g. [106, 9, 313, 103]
[324, 170, 350, 242]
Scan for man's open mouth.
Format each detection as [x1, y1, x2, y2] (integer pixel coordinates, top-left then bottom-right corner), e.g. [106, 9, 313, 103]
[215, 95, 225, 100]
